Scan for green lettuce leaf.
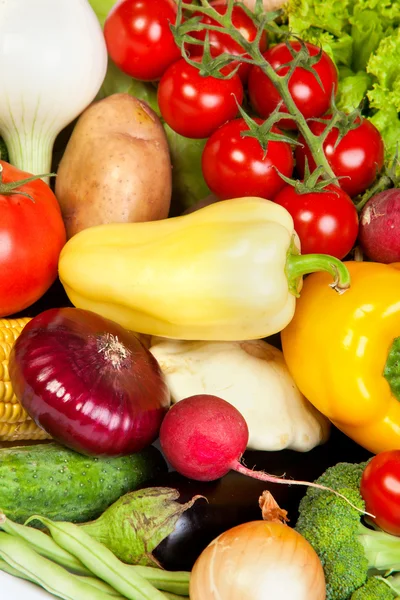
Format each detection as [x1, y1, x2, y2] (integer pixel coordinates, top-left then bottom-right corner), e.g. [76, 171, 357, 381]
[336, 70, 373, 112]
[350, 8, 388, 71]
[369, 107, 400, 166]
[287, 0, 353, 38]
[353, 0, 400, 31]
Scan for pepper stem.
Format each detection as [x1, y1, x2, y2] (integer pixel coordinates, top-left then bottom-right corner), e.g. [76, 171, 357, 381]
[286, 251, 351, 297]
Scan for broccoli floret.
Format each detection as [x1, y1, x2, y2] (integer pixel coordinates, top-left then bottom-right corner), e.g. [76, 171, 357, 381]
[0, 138, 8, 162]
[351, 576, 398, 599]
[295, 461, 400, 600]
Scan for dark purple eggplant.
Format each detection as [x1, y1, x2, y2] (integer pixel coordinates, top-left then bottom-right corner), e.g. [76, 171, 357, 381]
[143, 427, 372, 571]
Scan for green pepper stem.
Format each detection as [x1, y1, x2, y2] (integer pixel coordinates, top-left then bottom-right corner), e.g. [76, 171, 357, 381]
[286, 253, 351, 296]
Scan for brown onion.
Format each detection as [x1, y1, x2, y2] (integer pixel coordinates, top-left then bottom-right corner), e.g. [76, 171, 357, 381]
[190, 518, 326, 600]
[9, 307, 170, 457]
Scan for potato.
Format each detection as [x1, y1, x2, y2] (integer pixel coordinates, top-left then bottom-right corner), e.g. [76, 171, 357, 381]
[55, 93, 172, 239]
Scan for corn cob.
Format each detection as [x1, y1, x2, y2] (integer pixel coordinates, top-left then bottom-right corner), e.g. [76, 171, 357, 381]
[0, 318, 50, 441]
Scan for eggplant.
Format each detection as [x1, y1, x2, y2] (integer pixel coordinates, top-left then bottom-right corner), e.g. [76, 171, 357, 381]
[141, 427, 372, 571]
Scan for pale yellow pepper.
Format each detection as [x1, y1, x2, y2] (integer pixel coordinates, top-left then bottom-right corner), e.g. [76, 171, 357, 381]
[58, 197, 350, 341]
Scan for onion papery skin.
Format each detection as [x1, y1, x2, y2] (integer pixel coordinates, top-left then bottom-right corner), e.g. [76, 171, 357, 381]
[9, 307, 170, 457]
[190, 520, 326, 600]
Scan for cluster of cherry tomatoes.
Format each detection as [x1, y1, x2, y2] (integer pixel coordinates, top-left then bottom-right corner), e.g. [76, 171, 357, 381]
[104, 0, 385, 261]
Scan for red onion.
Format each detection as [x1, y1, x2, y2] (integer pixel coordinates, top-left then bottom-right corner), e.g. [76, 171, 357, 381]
[9, 307, 170, 457]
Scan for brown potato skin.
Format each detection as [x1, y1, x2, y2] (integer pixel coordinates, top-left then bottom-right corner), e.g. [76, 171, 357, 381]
[55, 93, 172, 239]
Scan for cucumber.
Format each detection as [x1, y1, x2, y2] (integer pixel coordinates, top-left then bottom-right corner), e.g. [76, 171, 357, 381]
[0, 442, 167, 523]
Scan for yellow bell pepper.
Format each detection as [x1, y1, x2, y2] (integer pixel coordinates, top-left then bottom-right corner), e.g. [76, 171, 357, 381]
[281, 261, 400, 454]
[58, 197, 350, 341]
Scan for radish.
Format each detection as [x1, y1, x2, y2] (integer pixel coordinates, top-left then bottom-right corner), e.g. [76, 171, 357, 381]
[359, 189, 400, 263]
[159, 394, 370, 510]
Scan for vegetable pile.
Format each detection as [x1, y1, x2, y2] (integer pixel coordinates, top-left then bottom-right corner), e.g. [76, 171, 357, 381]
[1, 0, 400, 598]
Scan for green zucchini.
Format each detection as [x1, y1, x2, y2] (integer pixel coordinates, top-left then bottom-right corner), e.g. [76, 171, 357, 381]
[0, 442, 166, 523]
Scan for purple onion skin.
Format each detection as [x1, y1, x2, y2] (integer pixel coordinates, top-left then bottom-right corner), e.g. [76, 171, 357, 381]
[9, 307, 171, 457]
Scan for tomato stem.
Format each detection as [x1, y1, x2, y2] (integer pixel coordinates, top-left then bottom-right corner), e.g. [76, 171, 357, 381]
[0, 164, 55, 202]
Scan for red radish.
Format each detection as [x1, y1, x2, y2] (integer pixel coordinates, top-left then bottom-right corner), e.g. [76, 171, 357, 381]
[159, 394, 371, 509]
[359, 189, 400, 263]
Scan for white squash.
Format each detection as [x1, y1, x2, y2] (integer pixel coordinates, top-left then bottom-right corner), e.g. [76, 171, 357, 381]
[150, 338, 330, 452]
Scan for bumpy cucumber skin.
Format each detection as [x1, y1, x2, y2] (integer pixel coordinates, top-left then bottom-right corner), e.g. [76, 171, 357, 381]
[0, 442, 167, 523]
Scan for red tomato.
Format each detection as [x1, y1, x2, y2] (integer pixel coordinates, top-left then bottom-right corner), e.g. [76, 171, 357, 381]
[186, 1, 268, 82]
[360, 451, 400, 536]
[273, 183, 359, 259]
[201, 118, 294, 200]
[247, 42, 338, 129]
[104, 0, 181, 81]
[0, 162, 66, 317]
[295, 116, 385, 198]
[157, 58, 244, 139]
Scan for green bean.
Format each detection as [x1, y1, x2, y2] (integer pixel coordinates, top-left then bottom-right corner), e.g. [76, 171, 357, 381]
[130, 565, 190, 596]
[28, 516, 170, 600]
[79, 575, 125, 598]
[0, 532, 112, 600]
[164, 594, 189, 600]
[0, 513, 91, 576]
[0, 556, 32, 582]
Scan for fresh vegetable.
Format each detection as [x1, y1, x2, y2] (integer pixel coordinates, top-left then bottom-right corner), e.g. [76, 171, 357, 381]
[0, 511, 190, 596]
[295, 116, 385, 198]
[190, 491, 326, 600]
[0, 162, 66, 317]
[281, 261, 400, 454]
[0, 0, 107, 176]
[58, 197, 351, 341]
[9, 307, 170, 456]
[150, 338, 330, 451]
[247, 41, 338, 129]
[273, 183, 359, 259]
[360, 450, 400, 537]
[186, 1, 268, 82]
[0, 317, 50, 441]
[201, 118, 294, 200]
[55, 93, 172, 239]
[27, 516, 174, 600]
[0, 533, 114, 600]
[0, 442, 166, 524]
[157, 58, 244, 139]
[358, 189, 400, 263]
[295, 460, 400, 599]
[104, 0, 181, 82]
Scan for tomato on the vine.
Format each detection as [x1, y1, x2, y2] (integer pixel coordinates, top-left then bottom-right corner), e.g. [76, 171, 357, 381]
[295, 116, 385, 198]
[273, 183, 359, 259]
[104, 0, 181, 82]
[201, 118, 294, 200]
[186, 1, 268, 82]
[157, 58, 244, 139]
[247, 41, 338, 129]
[0, 162, 66, 317]
[360, 450, 400, 537]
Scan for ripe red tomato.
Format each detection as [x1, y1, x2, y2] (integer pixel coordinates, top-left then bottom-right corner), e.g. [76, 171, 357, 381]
[273, 183, 359, 259]
[201, 118, 294, 200]
[186, 1, 268, 82]
[104, 0, 181, 81]
[157, 58, 244, 139]
[247, 42, 338, 129]
[0, 162, 66, 317]
[295, 116, 385, 198]
[360, 451, 400, 536]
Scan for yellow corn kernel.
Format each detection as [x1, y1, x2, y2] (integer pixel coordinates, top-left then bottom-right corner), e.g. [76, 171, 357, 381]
[0, 317, 50, 441]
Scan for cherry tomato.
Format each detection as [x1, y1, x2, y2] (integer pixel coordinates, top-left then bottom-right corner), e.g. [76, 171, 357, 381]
[0, 162, 66, 317]
[273, 183, 359, 258]
[360, 450, 400, 536]
[247, 41, 338, 129]
[104, 0, 181, 81]
[157, 58, 244, 139]
[201, 118, 294, 200]
[186, 1, 268, 82]
[295, 116, 385, 198]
